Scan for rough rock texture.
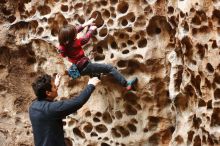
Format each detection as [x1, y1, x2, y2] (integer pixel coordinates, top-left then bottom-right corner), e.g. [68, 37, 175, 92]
[0, 0, 220, 146]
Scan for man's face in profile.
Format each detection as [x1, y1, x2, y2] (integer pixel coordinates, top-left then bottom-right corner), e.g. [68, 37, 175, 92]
[46, 80, 58, 100]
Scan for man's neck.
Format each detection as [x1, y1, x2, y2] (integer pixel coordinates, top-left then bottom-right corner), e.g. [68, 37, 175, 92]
[45, 97, 53, 101]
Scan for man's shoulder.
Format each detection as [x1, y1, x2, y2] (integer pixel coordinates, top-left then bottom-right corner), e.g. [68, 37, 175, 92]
[29, 100, 49, 109]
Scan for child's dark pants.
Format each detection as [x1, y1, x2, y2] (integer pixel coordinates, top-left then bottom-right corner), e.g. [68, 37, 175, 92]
[80, 62, 127, 87]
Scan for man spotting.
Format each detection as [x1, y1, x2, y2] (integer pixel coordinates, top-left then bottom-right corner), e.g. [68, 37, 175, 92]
[29, 74, 100, 146]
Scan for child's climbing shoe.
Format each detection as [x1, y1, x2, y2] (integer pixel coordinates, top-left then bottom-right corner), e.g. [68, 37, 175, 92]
[126, 77, 138, 91]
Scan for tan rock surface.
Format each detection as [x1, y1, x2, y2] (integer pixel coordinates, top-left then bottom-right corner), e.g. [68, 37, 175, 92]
[0, 0, 220, 146]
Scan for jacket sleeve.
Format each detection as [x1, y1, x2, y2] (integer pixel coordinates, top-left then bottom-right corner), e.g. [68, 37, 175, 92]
[76, 25, 85, 33]
[44, 84, 95, 119]
[78, 28, 95, 46]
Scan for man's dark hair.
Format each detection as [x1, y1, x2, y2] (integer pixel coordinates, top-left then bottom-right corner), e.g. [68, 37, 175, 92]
[32, 74, 52, 100]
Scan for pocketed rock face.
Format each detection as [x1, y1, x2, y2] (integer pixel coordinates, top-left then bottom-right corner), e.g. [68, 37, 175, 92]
[0, 0, 220, 146]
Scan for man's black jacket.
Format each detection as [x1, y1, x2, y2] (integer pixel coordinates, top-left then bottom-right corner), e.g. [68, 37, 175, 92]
[29, 84, 95, 146]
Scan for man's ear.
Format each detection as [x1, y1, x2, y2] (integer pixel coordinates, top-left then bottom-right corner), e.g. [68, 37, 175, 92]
[46, 91, 51, 97]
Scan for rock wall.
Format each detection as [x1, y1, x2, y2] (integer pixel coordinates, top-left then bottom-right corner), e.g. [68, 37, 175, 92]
[0, 0, 220, 146]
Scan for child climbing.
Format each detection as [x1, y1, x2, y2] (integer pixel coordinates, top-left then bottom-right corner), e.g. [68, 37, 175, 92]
[57, 18, 137, 91]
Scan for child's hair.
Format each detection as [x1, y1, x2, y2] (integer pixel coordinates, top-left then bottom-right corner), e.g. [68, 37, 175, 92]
[58, 24, 77, 46]
[32, 74, 52, 100]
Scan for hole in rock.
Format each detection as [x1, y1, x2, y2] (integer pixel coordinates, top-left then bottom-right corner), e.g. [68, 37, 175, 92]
[132, 46, 137, 50]
[115, 111, 122, 119]
[117, 1, 129, 14]
[95, 124, 108, 133]
[110, 0, 118, 5]
[100, 0, 108, 6]
[148, 116, 160, 130]
[101, 143, 110, 146]
[198, 99, 206, 107]
[85, 111, 91, 117]
[214, 89, 220, 99]
[51, 28, 58, 36]
[102, 111, 112, 124]
[37, 5, 51, 16]
[0, 0, 6, 3]
[107, 19, 113, 26]
[122, 49, 129, 54]
[8, 15, 16, 23]
[193, 115, 202, 129]
[83, 122, 93, 133]
[94, 54, 105, 61]
[212, 9, 220, 21]
[183, 21, 189, 31]
[207, 100, 212, 109]
[78, 16, 85, 24]
[192, 15, 201, 25]
[111, 128, 121, 138]
[61, 5, 68, 12]
[96, 46, 103, 54]
[196, 43, 205, 59]
[194, 135, 201, 146]
[135, 34, 140, 40]
[2, 7, 11, 15]
[214, 74, 220, 84]
[121, 43, 127, 48]
[116, 126, 130, 137]
[121, 19, 128, 26]
[127, 40, 134, 45]
[91, 132, 98, 137]
[175, 135, 184, 144]
[149, 133, 160, 145]
[73, 127, 85, 138]
[206, 63, 214, 73]
[168, 6, 174, 14]
[26, 57, 36, 65]
[93, 117, 101, 122]
[147, 16, 172, 36]
[111, 41, 118, 49]
[212, 40, 218, 48]
[74, 3, 83, 9]
[138, 38, 147, 48]
[123, 91, 139, 103]
[103, 137, 109, 141]
[124, 103, 137, 115]
[117, 60, 127, 68]
[144, 6, 152, 14]
[188, 130, 195, 143]
[103, 9, 110, 18]
[91, 11, 104, 28]
[119, 33, 125, 39]
[127, 123, 136, 132]
[99, 27, 108, 37]
[110, 53, 114, 58]
[64, 138, 72, 146]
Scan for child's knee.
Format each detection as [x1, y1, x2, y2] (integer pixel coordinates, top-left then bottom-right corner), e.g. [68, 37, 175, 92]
[106, 64, 115, 71]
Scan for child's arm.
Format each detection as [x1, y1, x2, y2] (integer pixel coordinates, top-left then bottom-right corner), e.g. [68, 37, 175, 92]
[76, 25, 85, 33]
[76, 18, 96, 33]
[78, 25, 97, 46]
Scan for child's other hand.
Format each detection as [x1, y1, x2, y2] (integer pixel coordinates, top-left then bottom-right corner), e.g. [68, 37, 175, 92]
[89, 26, 97, 31]
[83, 18, 95, 27]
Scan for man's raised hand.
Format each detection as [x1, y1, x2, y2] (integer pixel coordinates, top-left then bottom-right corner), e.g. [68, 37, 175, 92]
[88, 77, 100, 86]
[55, 73, 62, 87]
